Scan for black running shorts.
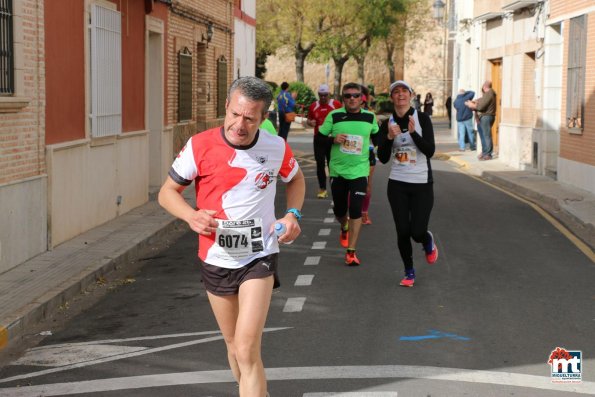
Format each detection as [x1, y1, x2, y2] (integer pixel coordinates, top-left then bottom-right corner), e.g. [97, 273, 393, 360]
[200, 253, 280, 296]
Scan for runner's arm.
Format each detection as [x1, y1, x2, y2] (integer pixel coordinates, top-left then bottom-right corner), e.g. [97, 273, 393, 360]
[377, 120, 393, 164]
[277, 168, 305, 243]
[409, 113, 435, 158]
[158, 176, 218, 235]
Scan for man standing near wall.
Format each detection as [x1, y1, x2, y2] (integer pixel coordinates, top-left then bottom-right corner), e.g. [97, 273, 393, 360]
[466, 81, 496, 160]
[453, 89, 476, 152]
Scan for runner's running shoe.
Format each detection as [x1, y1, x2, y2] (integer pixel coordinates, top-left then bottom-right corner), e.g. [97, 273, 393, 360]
[317, 190, 328, 199]
[339, 224, 349, 248]
[344, 250, 360, 266]
[423, 231, 438, 264]
[399, 269, 415, 287]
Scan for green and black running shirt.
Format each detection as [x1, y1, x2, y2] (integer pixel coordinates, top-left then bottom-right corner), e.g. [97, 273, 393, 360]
[319, 108, 379, 179]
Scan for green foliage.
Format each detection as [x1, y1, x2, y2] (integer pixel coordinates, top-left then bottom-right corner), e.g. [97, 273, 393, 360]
[375, 93, 393, 114]
[265, 81, 278, 92]
[273, 82, 316, 114]
[256, 50, 271, 79]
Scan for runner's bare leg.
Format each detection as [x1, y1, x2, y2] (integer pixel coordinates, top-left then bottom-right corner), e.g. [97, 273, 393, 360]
[208, 276, 274, 396]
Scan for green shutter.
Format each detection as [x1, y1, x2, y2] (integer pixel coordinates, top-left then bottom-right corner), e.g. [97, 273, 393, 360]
[217, 56, 227, 117]
[178, 47, 192, 122]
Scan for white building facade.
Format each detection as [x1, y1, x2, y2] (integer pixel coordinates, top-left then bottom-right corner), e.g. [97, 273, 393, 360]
[452, 0, 594, 195]
[233, 0, 256, 78]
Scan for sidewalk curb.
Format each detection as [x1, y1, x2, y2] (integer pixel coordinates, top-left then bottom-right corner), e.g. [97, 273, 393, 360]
[1, 202, 186, 353]
[482, 172, 595, 251]
[447, 156, 595, 253]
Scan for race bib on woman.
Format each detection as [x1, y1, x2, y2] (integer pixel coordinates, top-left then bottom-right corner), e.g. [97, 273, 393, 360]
[393, 147, 417, 166]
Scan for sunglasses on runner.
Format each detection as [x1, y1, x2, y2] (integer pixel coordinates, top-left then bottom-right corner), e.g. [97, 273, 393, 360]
[342, 93, 361, 99]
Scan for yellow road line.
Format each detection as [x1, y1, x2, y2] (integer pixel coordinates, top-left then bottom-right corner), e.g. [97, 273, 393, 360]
[449, 160, 595, 263]
[0, 326, 7, 350]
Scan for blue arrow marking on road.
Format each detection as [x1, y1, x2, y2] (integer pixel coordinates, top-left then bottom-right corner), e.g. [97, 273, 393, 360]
[400, 329, 470, 341]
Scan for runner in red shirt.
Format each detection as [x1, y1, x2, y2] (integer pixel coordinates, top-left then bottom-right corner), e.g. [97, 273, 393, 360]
[307, 84, 342, 199]
[159, 77, 305, 396]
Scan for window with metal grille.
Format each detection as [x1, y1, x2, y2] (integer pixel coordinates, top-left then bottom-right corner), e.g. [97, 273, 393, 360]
[217, 56, 227, 117]
[0, 0, 14, 95]
[178, 47, 192, 122]
[90, 4, 122, 137]
[566, 14, 587, 132]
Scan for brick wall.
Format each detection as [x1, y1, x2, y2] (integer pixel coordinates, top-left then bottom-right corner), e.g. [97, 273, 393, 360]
[558, 7, 595, 167]
[549, 0, 594, 19]
[166, 0, 232, 151]
[0, 0, 45, 185]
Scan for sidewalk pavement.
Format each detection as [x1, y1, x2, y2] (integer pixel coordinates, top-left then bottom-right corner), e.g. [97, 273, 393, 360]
[430, 118, 595, 255]
[1, 119, 593, 357]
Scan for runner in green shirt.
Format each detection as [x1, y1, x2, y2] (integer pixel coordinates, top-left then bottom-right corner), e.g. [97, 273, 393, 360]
[319, 82, 379, 266]
[260, 118, 277, 135]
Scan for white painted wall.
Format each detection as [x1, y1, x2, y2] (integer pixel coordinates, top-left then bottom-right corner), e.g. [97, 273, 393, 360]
[234, 20, 255, 78]
[558, 158, 595, 195]
[47, 134, 149, 247]
[538, 22, 563, 176]
[243, 0, 256, 16]
[234, 0, 256, 78]
[0, 177, 47, 273]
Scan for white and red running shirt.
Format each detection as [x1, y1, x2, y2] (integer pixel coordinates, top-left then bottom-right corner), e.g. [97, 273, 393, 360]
[169, 127, 300, 269]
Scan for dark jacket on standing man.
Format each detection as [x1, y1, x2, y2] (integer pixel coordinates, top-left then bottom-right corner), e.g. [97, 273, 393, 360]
[453, 90, 475, 122]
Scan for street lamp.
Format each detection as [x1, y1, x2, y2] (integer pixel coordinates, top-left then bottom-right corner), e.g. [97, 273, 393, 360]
[432, 0, 446, 23]
[201, 21, 214, 47]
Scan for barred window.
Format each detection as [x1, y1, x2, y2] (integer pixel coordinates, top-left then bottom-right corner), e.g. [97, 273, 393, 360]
[566, 14, 587, 132]
[178, 47, 192, 122]
[0, 0, 14, 95]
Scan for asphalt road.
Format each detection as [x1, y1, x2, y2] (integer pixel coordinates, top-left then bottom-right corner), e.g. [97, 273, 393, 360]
[0, 130, 594, 397]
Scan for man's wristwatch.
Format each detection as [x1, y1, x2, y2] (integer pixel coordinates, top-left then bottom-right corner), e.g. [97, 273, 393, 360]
[286, 208, 302, 221]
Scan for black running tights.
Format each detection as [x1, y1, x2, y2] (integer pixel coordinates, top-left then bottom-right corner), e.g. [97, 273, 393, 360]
[387, 179, 434, 271]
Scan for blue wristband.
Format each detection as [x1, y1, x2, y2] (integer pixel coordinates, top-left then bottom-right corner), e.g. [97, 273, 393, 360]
[286, 208, 302, 221]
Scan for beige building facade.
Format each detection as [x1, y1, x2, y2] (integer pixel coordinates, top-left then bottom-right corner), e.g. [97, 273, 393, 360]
[0, 0, 237, 274]
[453, 0, 595, 195]
[0, 0, 46, 273]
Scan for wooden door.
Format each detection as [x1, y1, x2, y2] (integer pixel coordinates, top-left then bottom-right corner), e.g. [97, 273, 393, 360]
[490, 59, 502, 152]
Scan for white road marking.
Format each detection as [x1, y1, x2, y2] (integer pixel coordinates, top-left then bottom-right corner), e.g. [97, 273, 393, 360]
[324, 217, 335, 223]
[2, 365, 594, 396]
[283, 297, 306, 312]
[304, 256, 320, 266]
[0, 328, 290, 384]
[312, 241, 327, 250]
[327, 208, 334, 214]
[13, 344, 147, 367]
[26, 330, 224, 350]
[304, 393, 398, 397]
[318, 228, 331, 236]
[294, 275, 314, 286]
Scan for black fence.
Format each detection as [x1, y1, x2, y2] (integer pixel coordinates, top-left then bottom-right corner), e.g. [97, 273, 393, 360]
[0, 0, 13, 95]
